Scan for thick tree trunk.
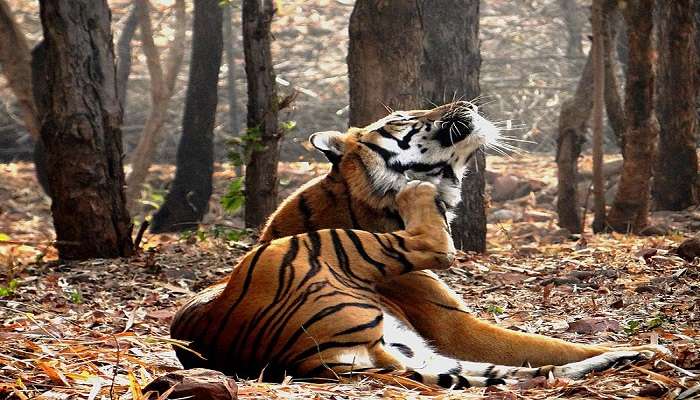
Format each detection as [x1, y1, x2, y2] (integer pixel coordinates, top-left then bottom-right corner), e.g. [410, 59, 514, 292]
[556, 54, 593, 233]
[416, 0, 484, 252]
[0, 0, 40, 139]
[591, 0, 606, 233]
[242, 0, 279, 229]
[125, 0, 186, 208]
[38, 0, 134, 259]
[31, 42, 50, 195]
[652, 0, 698, 211]
[347, 1, 422, 127]
[150, 0, 223, 233]
[607, 0, 659, 233]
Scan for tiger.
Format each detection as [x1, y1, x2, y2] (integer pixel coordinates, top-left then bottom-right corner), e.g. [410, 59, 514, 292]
[256, 101, 662, 367]
[170, 102, 662, 388]
[171, 180, 649, 388]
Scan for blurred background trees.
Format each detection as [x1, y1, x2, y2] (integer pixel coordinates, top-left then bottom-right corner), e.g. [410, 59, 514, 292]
[0, 0, 698, 255]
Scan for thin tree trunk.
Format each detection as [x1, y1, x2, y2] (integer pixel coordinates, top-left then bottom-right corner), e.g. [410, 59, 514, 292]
[150, 0, 223, 233]
[556, 54, 594, 233]
[223, 4, 242, 177]
[0, 0, 40, 139]
[607, 0, 659, 233]
[116, 5, 139, 111]
[125, 0, 186, 208]
[652, 0, 698, 211]
[243, 0, 280, 229]
[415, 0, 484, 252]
[603, 3, 625, 150]
[347, 1, 422, 127]
[38, 0, 134, 259]
[558, 0, 584, 75]
[591, 0, 606, 233]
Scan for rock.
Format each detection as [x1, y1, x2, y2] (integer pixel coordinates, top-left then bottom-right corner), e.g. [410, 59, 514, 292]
[490, 209, 517, 222]
[566, 317, 621, 334]
[143, 369, 238, 400]
[637, 382, 667, 398]
[491, 175, 533, 202]
[523, 210, 554, 222]
[675, 237, 700, 261]
[639, 224, 670, 236]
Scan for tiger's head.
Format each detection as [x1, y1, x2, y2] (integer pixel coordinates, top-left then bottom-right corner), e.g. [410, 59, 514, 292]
[310, 101, 500, 211]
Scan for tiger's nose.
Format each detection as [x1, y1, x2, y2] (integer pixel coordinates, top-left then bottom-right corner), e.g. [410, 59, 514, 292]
[423, 101, 471, 119]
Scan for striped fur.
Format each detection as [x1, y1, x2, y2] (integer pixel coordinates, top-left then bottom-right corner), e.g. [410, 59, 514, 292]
[256, 102, 662, 369]
[172, 182, 653, 388]
[172, 103, 663, 388]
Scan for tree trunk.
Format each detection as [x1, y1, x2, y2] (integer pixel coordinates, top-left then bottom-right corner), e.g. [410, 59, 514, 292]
[150, 0, 223, 233]
[591, 0, 606, 233]
[607, 0, 659, 233]
[31, 42, 50, 195]
[652, 0, 698, 211]
[416, 0, 484, 252]
[603, 3, 625, 150]
[0, 0, 40, 140]
[38, 0, 134, 259]
[347, 1, 422, 127]
[223, 4, 241, 137]
[125, 0, 186, 209]
[242, 0, 279, 229]
[116, 5, 139, 110]
[223, 4, 243, 177]
[558, 0, 584, 75]
[556, 54, 594, 234]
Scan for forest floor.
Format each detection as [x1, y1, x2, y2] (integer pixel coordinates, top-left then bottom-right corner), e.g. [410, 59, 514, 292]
[0, 155, 699, 399]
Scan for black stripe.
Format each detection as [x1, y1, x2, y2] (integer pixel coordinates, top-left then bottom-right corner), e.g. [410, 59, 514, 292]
[389, 342, 414, 358]
[372, 233, 414, 274]
[209, 243, 270, 351]
[437, 374, 454, 388]
[389, 233, 407, 251]
[330, 229, 376, 284]
[456, 375, 471, 389]
[333, 314, 383, 337]
[483, 365, 495, 378]
[261, 280, 328, 361]
[296, 231, 322, 290]
[243, 237, 300, 356]
[299, 195, 314, 232]
[279, 302, 381, 363]
[361, 141, 397, 162]
[486, 378, 507, 386]
[406, 371, 424, 383]
[343, 229, 387, 276]
[291, 340, 371, 368]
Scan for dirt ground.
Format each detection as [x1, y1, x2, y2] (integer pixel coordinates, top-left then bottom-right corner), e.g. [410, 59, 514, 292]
[0, 156, 699, 399]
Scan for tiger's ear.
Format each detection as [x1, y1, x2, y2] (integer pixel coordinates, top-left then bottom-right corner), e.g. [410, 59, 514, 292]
[309, 131, 345, 164]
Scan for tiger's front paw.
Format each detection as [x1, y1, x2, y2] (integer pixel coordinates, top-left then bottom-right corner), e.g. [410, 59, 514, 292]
[397, 180, 438, 210]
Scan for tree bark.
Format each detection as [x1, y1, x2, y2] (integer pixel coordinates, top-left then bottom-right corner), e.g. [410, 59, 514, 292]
[416, 0, 484, 252]
[607, 0, 659, 233]
[556, 53, 594, 234]
[558, 0, 584, 75]
[347, 1, 422, 127]
[125, 0, 186, 209]
[223, 4, 241, 137]
[591, 0, 606, 233]
[652, 0, 698, 211]
[116, 5, 139, 111]
[242, 0, 280, 229]
[0, 0, 40, 140]
[602, 3, 625, 150]
[38, 0, 134, 259]
[150, 0, 223, 233]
